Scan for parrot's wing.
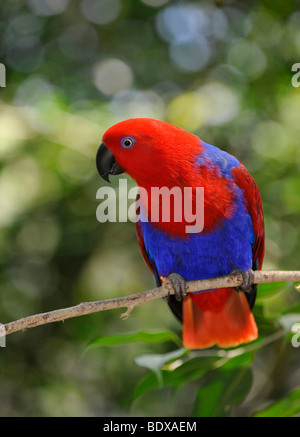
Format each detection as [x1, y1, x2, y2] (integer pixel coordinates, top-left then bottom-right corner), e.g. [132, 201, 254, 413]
[183, 162, 264, 349]
[231, 164, 265, 310]
[232, 164, 265, 270]
[136, 221, 161, 286]
[136, 220, 183, 321]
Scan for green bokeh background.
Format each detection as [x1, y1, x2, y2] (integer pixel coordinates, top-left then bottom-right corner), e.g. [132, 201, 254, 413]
[0, 0, 299, 417]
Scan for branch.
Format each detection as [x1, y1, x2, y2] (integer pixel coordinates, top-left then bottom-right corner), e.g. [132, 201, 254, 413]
[1, 270, 300, 338]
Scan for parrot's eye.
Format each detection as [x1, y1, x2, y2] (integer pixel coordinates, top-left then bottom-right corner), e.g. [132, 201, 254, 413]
[121, 137, 135, 149]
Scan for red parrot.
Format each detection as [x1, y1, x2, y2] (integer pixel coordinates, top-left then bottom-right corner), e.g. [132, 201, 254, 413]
[96, 118, 264, 349]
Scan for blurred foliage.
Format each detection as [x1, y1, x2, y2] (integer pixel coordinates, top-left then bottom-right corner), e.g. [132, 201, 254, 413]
[0, 0, 299, 417]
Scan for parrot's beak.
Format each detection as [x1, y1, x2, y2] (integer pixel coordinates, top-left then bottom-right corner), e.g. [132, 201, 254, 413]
[96, 142, 125, 183]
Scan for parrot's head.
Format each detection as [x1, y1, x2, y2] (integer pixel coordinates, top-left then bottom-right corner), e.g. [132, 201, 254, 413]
[96, 118, 201, 187]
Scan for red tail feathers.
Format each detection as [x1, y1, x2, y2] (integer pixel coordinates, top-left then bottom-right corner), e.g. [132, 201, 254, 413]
[182, 288, 258, 349]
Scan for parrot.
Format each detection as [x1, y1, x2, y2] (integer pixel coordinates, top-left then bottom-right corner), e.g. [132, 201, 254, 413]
[96, 118, 265, 349]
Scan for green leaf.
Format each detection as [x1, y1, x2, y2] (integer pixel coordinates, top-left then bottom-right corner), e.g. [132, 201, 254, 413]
[256, 282, 286, 300]
[133, 349, 254, 402]
[133, 354, 218, 399]
[134, 348, 186, 386]
[221, 352, 254, 370]
[133, 372, 161, 399]
[254, 388, 300, 417]
[87, 329, 182, 348]
[134, 348, 186, 371]
[168, 355, 218, 384]
[193, 367, 252, 417]
[279, 313, 300, 333]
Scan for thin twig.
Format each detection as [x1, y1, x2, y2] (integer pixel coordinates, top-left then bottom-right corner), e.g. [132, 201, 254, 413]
[1, 270, 299, 337]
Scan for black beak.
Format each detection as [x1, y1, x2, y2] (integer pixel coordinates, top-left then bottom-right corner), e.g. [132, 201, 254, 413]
[96, 142, 125, 183]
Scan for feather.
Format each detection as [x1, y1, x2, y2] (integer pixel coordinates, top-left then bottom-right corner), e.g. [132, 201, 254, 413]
[101, 119, 265, 349]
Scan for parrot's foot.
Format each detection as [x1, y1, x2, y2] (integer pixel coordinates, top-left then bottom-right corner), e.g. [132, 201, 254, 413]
[231, 268, 254, 294]
[162, 273, 187, 302]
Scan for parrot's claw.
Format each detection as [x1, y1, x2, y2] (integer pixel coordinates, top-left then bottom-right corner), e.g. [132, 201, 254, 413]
[231, 268, 254, 294]
[165, 273, 187, 302]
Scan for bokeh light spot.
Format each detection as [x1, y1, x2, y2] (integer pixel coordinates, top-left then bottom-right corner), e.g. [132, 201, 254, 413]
[156, 4, 210, 44]
[142, 0, 169, 8]
[28, 0, 70, 16]
[169, 37, 210, 73]
[17, 216, 61, 258]
[251, 120, 289, 159]
[93, 59, 133, 96]
[0, 157, 40, 226]
[80, 0, 122, 25]
[166, 92, 205, 132]
[6, 36, 44, 72]
[250, 10, 283, 48]
[59, 24, 98, 60]
[0, 105, 34, 155]
[196, 82, 240, 126]
[227, 40, 267, 80]
[141, 0, 169, 7]
[110, 90, 165, 121]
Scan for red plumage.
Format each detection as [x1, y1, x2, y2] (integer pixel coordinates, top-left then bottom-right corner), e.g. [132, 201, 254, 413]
[100, 118, 265, 349]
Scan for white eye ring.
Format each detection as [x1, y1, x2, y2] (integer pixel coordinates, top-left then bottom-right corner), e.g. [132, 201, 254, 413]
[121, 137, 135, 149]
